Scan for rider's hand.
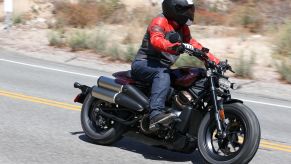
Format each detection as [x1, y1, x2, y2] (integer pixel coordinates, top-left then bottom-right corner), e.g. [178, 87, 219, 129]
[218, 60, 234, 72]
[182, 43, 205, 58]
[201, 47, 210, 53]
[171, 44, 185, 54]
[182, 43, 195, 54]
[218, 61, 228, 67]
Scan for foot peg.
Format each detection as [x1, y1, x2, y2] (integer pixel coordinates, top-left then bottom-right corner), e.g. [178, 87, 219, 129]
[149, 113, 179, 131]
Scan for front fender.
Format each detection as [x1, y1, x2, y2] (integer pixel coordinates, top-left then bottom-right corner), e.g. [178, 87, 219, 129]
[224, 98, 243, 105]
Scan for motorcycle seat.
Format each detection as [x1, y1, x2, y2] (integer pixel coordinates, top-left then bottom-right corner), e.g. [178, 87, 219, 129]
[112, 71, 150, 87]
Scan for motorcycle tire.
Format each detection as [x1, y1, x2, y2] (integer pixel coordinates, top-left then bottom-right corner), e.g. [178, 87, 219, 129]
[81, 94, 126, 145]
[197, 102, 260, 164]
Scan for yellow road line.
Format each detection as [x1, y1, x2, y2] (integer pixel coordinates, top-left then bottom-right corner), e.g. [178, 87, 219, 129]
[0, 89, 79, 108]
[260, 143, 291, 153]
[261, 140, 291, 149]
[0, 91, 81, 111]
[1, 89, 291, 153]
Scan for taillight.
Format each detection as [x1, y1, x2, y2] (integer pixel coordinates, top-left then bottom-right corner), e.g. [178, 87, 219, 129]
[74, 94, 81, 103]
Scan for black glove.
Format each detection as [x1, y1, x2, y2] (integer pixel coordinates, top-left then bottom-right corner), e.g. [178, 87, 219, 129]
[182, 43, 206, 58]
[218, 61, 227, 67]
[201, 47, 210, 53]
[218, 60, 234, 72]
[172, 44, 185, 54]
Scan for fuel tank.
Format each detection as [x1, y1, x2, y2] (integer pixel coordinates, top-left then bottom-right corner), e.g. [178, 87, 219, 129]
[171, 67, 206, 88]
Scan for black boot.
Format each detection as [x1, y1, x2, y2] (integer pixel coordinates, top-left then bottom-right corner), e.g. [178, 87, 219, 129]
[149, 112, 177, 131]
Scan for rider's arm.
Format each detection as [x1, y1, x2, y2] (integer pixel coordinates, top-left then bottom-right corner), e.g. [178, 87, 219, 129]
[182, 26, 220, 64]
[149, 17, 180, 55]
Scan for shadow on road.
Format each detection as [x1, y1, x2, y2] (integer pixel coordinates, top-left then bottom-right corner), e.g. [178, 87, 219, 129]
[77, 134, 204, 164]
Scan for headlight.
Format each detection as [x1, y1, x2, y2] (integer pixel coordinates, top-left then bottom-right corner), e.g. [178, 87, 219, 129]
[219, 78, 231, 90]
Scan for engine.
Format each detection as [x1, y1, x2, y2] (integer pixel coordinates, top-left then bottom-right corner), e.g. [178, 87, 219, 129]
[139, 90, 194, 138]
[174, 91, 194, 109]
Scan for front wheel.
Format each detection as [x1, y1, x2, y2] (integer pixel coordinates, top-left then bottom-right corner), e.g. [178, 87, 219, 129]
[198, 103, 260, 164]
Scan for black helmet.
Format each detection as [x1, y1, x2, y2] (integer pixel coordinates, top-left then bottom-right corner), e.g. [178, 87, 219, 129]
[162, 0, 195, 25]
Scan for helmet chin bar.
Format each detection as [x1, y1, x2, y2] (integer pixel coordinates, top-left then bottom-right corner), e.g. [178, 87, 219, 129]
[186, 19, 193, 26]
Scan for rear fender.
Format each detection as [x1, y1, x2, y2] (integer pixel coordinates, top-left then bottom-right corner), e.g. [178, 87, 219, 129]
[74, 83, 92, 104]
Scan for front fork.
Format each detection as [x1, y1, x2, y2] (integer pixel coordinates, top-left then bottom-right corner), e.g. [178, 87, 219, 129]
[208, 72, 226, 138]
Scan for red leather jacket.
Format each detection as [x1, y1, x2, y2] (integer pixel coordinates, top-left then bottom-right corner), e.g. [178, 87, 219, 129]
[135, 14, 219, 66]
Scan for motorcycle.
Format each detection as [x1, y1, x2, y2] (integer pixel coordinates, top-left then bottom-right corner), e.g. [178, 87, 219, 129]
[74, 44, 260, 164]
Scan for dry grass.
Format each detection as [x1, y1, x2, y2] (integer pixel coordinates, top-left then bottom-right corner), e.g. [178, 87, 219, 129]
[226, 2, 264, 33]
[130, 6, 157, 26]
[53, 0, 125, 28]
[87, 29, 108, 53]
[13, 14, 24, 25]
[276, 58, 291, 84]
[47, 27, 138, 62]
[104, 43, 138, 62]
[234, 52, 256, 79]
[68, 29, 91, 51]
[195, 9, 227, 25]
[47, 30, 65, 47]
[273, 22, 291, 83]
[273, 22, 291, 57]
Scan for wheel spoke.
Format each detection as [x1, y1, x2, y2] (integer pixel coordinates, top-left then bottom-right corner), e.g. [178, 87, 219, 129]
[205, 111, 247, 157]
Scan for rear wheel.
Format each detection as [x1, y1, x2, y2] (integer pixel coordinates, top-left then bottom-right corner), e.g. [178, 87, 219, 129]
[81, 94, 127, 145]
[198, 103, 260, 164]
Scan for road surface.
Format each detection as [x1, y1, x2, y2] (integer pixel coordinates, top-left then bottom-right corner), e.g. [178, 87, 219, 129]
[1, 50, 291, 164]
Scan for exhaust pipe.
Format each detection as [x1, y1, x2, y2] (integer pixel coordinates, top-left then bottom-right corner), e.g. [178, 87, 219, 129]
[92, 76, 149, 112]
[97, 76, 123, 92]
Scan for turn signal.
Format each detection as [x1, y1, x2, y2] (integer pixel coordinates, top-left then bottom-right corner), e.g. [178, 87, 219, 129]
[219, 109, 225, 120]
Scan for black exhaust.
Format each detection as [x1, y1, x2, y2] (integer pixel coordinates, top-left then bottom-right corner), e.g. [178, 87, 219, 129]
[91, 76, 149, 112]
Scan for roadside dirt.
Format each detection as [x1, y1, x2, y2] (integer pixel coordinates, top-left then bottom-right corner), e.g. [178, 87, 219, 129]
[0, 22, 281, 82]
[1, 23, 291, 101]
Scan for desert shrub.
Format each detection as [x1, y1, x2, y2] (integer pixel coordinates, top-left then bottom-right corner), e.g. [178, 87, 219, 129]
[175, 55, 205, 68]
[54, 2, 98, 28]
[130, 6, 157, 26]
[104, 43, 138, 62]
[47, 30, 65, 47]
[87, 29, 108, 53]
[234, 53, 256, 78]
[53, 0, 124, 28]
[227, 2, 264, 33]
[273, 22, 291, 83]
[122, 32, 135, 44]
[13, 14, 23, 24]
[68, 29, 90, 51]
[102, 2, 128, 24]
[123, 44, 138, 62]
[195, 9, 226, 25]
[106, 43, 122, 60]
[276, 59, 291, 83]
[273, 22, 291, 57]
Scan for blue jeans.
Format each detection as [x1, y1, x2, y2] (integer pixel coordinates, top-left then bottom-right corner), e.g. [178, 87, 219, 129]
[131, 59, 170, 118]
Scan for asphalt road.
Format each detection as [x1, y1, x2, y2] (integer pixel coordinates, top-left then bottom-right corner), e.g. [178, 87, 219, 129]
[1, 50, 291, 164]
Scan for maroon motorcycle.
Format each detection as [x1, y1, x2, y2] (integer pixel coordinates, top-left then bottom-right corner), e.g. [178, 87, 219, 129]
[74, 47, 260, 164]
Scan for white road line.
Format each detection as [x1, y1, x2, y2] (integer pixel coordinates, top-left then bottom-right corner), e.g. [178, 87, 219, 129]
[1, 58, 291, 109]
[0, 58, 99, 78]
[241, 99, 291, 109]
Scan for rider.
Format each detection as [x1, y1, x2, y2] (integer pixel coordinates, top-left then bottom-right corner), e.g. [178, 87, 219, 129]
[131, 0, 220, 130]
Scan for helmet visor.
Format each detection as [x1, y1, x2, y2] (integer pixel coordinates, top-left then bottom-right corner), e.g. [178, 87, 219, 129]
[175, 5, 195, 21]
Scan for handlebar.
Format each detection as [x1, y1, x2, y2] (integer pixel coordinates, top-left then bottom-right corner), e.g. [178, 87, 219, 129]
[182, 46, 235, 73]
